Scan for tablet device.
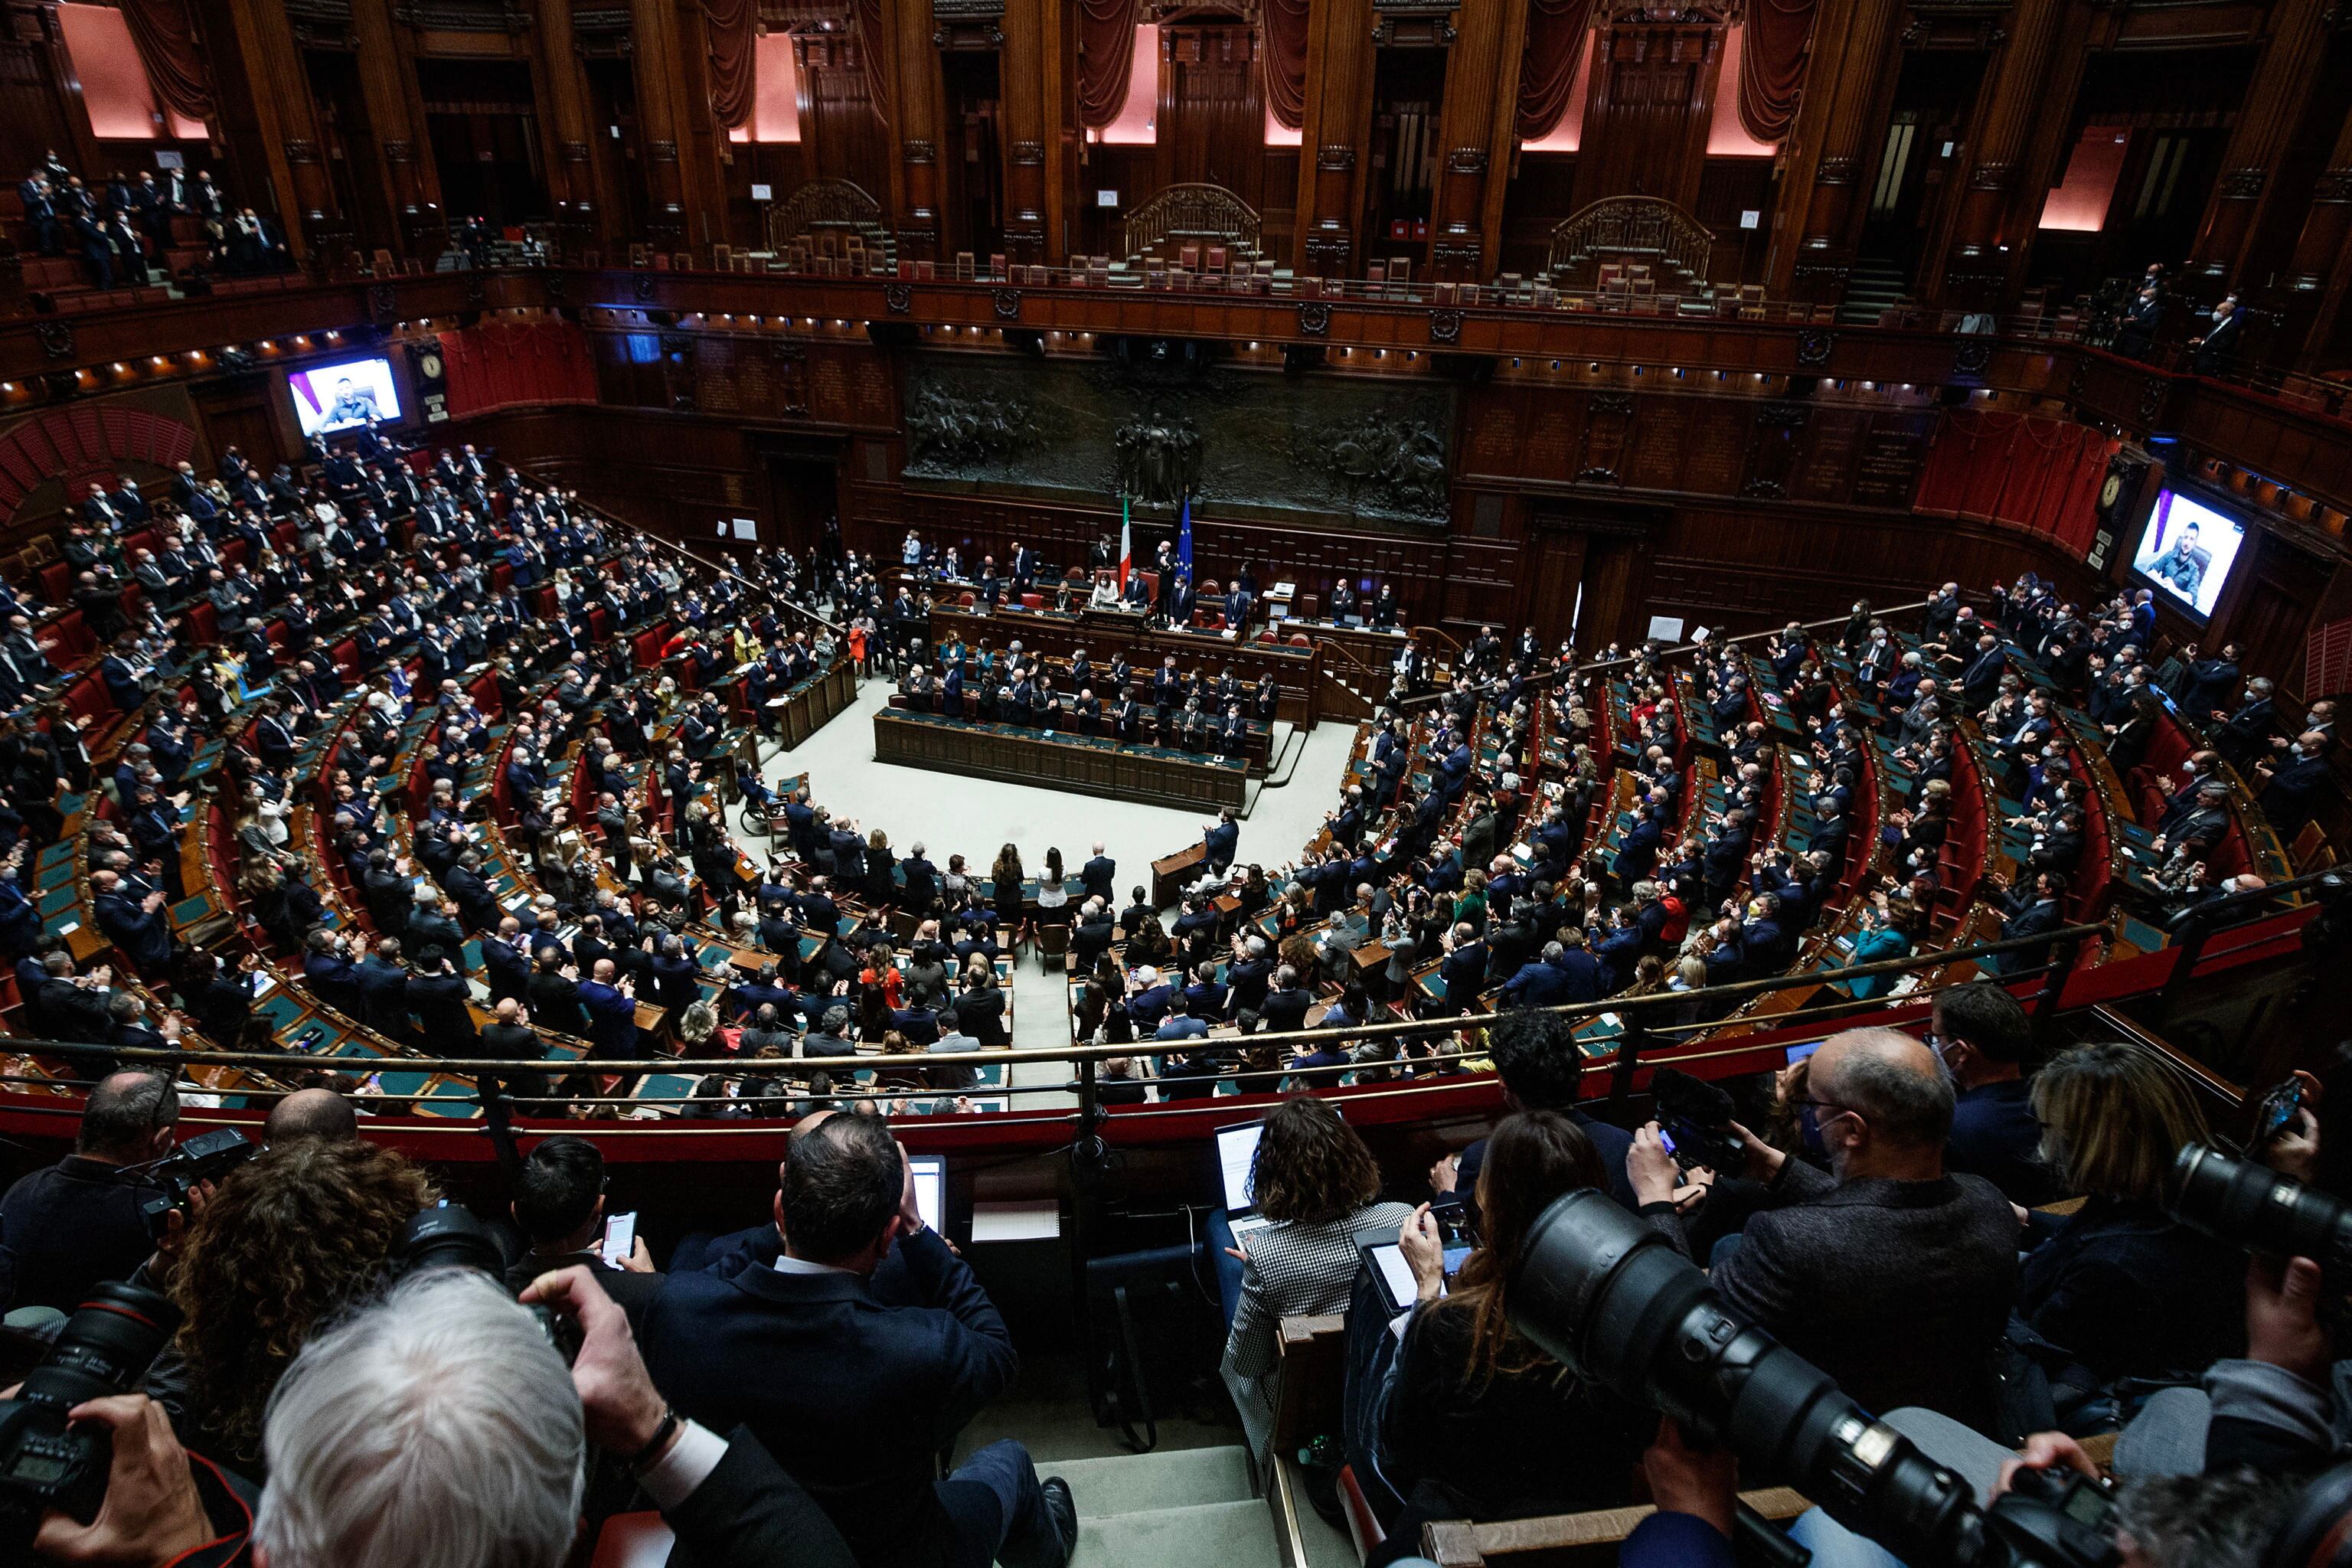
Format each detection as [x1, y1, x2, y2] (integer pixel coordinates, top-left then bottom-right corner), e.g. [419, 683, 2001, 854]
[1215, 1120, 1269, 1233]
[908, 1153, 946, 1235]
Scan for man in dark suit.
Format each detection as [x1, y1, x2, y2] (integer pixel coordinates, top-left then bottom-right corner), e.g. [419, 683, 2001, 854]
[2255, 731, 2331, 838]
[1439, 1014, 1637, 1212]
[1986, 870, 2067, 975]
[355, 937, 413, 1040]
[19, 172, 59, 255]
[641, 1114, 1077, 1568]
[1626, 1027, 2019, 1431]
[1202, 808, 1239, 874]
[1080, 842, 1117, 905]
[503, 1134, 662, 1323]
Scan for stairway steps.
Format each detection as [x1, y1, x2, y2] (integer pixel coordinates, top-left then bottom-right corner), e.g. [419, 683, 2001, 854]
[1070, 1498, 1278, 1568]
[1056, 1445, 1254, 1518]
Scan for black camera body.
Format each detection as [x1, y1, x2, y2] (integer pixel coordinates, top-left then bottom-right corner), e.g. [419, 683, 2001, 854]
[2167, 1142, 2352, 1276]
[0, 1282, 181, 1551]
[397, 1204, 577, 1361]
[1511, 1191, 2120, 1568]
[137, 1128, 256, 1242]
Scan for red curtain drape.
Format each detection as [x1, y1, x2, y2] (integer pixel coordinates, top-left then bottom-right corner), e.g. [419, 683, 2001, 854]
[437, 323, 599, 420]
[1738, 0, 1814, 145]
[1517, 0, 1596, 142]
[1260, 0, 1310, 131]
[704, 0, 756, 130]
[1914, 410, 2117, 558]
[1076, 0, 1139, 129]
[118, 0, 213, 124]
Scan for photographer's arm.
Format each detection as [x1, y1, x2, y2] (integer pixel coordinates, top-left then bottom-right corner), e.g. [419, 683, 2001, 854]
[524, 1267, 854, 1566]
[2200, 1255, 2338, 1475]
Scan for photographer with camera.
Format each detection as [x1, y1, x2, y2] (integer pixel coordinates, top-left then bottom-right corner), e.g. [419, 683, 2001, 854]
[24, 1265, 856, 1567]
[144, 1138, 436, 1478]
[1, 1071, 178, 1316]
[1625, 1027, 2020, 1433]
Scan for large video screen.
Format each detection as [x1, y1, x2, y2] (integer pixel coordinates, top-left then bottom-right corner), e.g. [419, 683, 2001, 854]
[2130, 488, 2246, 621]
[289, 357, 402, 437]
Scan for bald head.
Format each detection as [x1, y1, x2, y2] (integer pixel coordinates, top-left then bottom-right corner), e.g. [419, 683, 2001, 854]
[1810, 1026, 1954, 1156]
[264, 1086, 358, 1144]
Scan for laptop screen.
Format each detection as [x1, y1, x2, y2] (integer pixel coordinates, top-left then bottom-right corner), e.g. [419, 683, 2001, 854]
[909, 1154, 946, 1234]
[1215, 1122, 1262, 1214]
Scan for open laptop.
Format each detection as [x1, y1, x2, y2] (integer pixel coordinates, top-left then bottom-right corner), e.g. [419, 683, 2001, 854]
[908, 1154, 946, 1235]
[1216, 1121, 1272, 1235]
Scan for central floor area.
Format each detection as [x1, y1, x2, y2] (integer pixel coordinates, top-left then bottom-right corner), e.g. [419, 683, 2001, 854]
[760, 676, 1362, 1103]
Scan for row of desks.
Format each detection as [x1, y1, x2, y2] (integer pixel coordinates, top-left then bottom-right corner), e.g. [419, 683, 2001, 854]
[874, 707, 1250, 810]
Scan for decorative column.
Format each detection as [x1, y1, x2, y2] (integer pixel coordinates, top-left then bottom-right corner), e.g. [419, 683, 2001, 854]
[1765, 0, 1903, 305]
[345, 0, 445, 256]
[532, 0, 605, 256]
[629, 0, 692, 248]
[1928, 0, 2075, 309]
[999, 0, 1069, 264]
[2186, 0, 2330, 285]
[1429, 0, 1530, 283]
[211, 0, 348, 266]
[2265, 108, 2352, 367]
[1292, 0, 1376, 276]
[883, 0, 944, 263]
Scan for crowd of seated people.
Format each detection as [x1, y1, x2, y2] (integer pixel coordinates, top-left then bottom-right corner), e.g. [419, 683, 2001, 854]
[16, 149, 283, 292]
[1165, 999, 2321, 1568]
[0, 1076, 1077, 1567]
[1870, 575, 2327, 921]
[0, 991, 2336, 1568]
[897, 636, 1282, 758]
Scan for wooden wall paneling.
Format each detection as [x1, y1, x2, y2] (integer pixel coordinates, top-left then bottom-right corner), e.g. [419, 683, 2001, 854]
[1764, 0, 1905, 303]
[884, 0, 944, 263]
[1427, 0, 1531, 283]
[799, 34, 891, 194]
[2187, 0, 2331, 286]
[1158, 24, 1265, 214]
[529, 0, 608, 256]
[1742, 397, 1808, 500]
[1572, 9, 1723, 216]
[1498, 153, 1582, 276]
[199, 0, 350, 263]
[347, 0, 446, 256]
[1292, 0, 1375, 273]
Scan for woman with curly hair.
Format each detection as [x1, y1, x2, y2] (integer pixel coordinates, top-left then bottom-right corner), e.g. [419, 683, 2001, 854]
[155, 1137, 437, 1477]
[1218, 1096, 1413, 1463]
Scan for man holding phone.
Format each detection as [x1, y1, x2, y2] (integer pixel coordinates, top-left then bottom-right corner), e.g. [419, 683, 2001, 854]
[505, 1134, 663, 1325]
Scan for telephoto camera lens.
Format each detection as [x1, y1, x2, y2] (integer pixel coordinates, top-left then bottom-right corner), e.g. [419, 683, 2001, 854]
[1509, 1191, 2051, 1568]
[0, 1282, 181, 1548]
[2167, 1144, 2352, 1276]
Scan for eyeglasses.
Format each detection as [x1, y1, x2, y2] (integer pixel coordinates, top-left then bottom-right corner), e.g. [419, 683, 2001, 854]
[1802, 1097, 1863, 1125]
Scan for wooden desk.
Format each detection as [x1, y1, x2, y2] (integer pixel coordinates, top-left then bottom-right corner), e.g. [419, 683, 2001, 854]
[1152, 842, 1207, 906]
[874, 709, 1248, 810]
[923, 605, 1321, 728]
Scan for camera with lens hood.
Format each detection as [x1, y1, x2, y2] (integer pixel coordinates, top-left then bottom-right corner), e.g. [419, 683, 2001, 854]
[1508, 1191, 2121, 1568]
[0, 1282, 181, 1552]
[397, 1203, 577, 1361]
[2166, 1142, 2352, 1276]
[135, 1128, 256, 1243]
